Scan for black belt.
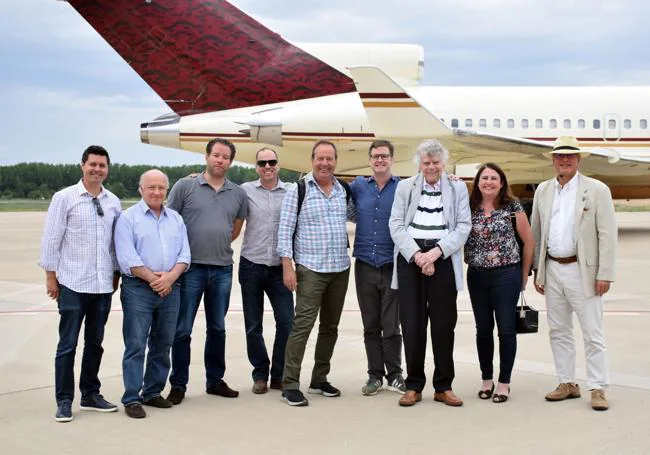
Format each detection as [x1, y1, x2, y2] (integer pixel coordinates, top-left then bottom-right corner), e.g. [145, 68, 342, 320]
[414, 238, 439, 252]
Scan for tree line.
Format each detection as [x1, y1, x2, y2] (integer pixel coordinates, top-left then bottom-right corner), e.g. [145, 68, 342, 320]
[0, 163, 302, 199]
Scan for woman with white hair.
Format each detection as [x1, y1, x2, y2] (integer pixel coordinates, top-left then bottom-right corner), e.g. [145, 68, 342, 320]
[389, 139, 471, 407]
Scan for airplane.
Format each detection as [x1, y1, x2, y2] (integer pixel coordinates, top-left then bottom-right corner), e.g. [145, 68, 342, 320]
[65, 0, 650, 200]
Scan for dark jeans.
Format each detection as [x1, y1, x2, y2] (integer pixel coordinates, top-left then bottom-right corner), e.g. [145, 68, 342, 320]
[170, 263, 232, 390]
[55, 286, 112, 405]
[467, 264, 521, 384]
[121, 276, 180, 405]
[354, 259, 402, 381]
[397, 255, 457, 393]
[239, 257, 294, 383]
[282, 265, 350, 391]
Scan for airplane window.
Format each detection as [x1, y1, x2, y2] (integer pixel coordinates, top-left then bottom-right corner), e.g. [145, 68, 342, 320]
[563, 119, 571, 129]
[451, 118, 459, 128]
[608, 119, 616, 129]
[479, 119, 486, 128]
[493, 119, 501, 128]
[535, 119, 543, 128]
[507, 119, 514, 128]
[593, 119, 601, 129]
[578, 119, 585, 129]
[521, 119, 529, 129]
[550, 119, 557, 129]
[641, 119, 648, 129]
[465, 119, 473, 128]
[624, 119, 631, 129]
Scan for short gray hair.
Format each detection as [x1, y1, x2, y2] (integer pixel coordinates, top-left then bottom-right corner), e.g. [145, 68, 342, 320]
[139, 169, 169, 188]
[413, 139, 449, 166]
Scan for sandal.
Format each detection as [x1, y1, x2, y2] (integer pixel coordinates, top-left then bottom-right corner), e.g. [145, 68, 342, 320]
[492, 386, 510, 403]
[478, 382, 495, 400]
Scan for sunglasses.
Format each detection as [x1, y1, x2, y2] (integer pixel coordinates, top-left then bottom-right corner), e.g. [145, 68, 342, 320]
[256, 159, 278, 167]
[92, 197, 104, 217]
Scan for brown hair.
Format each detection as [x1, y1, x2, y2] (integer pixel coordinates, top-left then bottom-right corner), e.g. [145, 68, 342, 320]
[469, 162, 517, 211]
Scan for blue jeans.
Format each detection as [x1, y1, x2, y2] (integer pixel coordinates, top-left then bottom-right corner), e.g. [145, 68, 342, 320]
[239, 257, 294, 383]
[55, 286, 112, 405]
[120, 276, 180, 405]
[170, 264, 233, 390]
[467, 264, 522, 384]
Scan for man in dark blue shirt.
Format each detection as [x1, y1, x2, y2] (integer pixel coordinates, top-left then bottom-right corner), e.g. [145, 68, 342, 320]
[350, 140, 405, 396]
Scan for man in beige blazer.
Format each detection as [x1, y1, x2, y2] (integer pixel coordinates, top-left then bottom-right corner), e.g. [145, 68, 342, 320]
[531, 136, 617, 411]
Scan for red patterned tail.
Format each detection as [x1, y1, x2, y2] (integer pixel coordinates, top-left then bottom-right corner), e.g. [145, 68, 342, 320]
[68, 0, 355, 114]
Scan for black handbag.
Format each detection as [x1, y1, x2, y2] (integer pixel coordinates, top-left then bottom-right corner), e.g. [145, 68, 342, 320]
[516, 292, 539, 334]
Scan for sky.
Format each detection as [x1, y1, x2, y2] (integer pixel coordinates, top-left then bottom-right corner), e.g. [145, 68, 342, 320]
[1, 0, 649, 166]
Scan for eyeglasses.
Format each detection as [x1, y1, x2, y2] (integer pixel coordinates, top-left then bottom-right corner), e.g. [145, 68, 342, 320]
[370, 153, 391, 161]
[256, 159, 278, 167]
[92, 197, 104, 217]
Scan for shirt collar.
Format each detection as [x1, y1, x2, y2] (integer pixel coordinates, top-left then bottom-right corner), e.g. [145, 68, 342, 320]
[137, 198, 167, 217]
[76, 179, 107, 198]
[253, 178, 285, 191]
[554, 172, 580, 191]
[423, 180, 441, 192]
[198, 172, 233, 190]
[367, 175, 398, 184]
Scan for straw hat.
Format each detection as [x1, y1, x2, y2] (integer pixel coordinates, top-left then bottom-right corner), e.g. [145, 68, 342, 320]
[544, 136, 590, 158]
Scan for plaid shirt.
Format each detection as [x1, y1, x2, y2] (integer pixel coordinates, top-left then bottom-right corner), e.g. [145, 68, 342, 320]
[277, 173, 350, 273]
[39, 180, 121, 294]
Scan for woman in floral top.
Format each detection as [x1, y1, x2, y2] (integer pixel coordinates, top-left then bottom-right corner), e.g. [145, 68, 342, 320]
[464, 163, 534, 403]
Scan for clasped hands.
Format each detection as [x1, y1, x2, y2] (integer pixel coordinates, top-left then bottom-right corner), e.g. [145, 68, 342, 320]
[414, 247, 442, 276]
[150, 271, 174, 297]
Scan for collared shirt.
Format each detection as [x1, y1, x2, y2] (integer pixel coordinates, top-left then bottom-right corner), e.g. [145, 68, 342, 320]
[350, 175, 399, 268]
[167, 173, 247, 266]
[407, 180, 448, 239]
[277, 172, 350, 273]
[114, 199, 191, 276]
[547, 172, 580, 257]
[39, 180, 122, 294]
[241, 178, 290, 266]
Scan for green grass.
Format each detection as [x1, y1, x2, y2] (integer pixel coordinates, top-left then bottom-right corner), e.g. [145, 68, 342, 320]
[0, 199, 138, 212]
[614, 204, 650, 212]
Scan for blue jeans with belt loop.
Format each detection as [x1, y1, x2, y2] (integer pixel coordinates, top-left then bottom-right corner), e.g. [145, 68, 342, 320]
[467, 263, 522, 384]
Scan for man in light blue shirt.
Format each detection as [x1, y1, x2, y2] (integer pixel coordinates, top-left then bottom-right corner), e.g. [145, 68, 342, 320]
[114, 169, 190, 419]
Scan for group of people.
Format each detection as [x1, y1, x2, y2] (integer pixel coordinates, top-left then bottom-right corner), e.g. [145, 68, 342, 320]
[40, 134, 617, 422]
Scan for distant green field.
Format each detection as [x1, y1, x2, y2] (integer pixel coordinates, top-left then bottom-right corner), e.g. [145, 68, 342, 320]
[0, 199, 138, 212]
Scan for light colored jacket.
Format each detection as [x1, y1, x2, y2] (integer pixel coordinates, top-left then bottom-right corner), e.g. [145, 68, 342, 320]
[531, 173, 617, 298]
[389, 172, 471, 290]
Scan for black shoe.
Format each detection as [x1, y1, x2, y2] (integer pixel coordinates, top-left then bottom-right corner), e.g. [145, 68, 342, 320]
[79, 394, 118, 413]
[282, 389, 309, 406]
[307, 382, 341, 397]
[54, 402, 73, 423]
[143, 395, 173, 408]
[166, 388, 185, 405]
[124, 403, 146, 419]
[206, 380, 239, 398]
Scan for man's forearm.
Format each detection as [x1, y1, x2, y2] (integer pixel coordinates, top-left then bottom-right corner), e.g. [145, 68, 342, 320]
[130, 266, 158, 283]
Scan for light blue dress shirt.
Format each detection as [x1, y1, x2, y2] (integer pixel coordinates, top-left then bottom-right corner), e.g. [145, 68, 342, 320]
[115, 199, 191, 276]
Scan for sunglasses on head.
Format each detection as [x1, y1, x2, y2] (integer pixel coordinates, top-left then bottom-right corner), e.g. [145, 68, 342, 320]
[256, 159, 278, 167]
[91, 197, 104, 217]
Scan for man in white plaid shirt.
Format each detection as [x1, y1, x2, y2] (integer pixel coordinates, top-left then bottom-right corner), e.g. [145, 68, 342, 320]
[39, 145, 122, 423]
[277, 140, 351, 406]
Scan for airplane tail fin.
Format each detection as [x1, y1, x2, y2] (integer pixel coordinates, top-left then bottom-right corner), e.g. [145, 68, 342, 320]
[67, 0, 354, 114]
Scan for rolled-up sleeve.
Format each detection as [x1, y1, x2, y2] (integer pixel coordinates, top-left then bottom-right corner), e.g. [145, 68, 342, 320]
[114, 212, 145, 275]
[277, 184, 298, 259]
[39, 192, 68, 272]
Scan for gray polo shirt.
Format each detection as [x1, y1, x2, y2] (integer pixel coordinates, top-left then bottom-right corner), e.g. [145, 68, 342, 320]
[240, 178, 290, 267]
[167, 173, 247, 266]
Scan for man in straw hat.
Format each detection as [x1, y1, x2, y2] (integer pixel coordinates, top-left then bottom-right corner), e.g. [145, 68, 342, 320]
[531, 136, 617, 411]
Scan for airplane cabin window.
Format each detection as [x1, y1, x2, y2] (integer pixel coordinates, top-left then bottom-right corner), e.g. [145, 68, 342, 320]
[578, 119, 585, 129]
[493, 119, 501, 128]
[550, 119, 557, 129]
[535, 119, 543, 128]
[521, 119, 529, 129]
[479, 119, 486, 128]
[641, 119, 648, 129]
[563, 119, 571, 129]
[624, 119, 631, 129]
[608, 119, 616, 129]
[465, 119, 473, 128]
[507, 119, 514, 128]
[593, 119, 601, 129]
[451, 118, 459, 128]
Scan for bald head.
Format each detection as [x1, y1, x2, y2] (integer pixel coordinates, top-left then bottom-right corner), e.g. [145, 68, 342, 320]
[139, 169, 169, 212]
[139, 169, 169, 187]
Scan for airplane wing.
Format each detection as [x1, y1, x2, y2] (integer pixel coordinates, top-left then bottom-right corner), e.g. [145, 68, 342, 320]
[67, 0, 355, 114]
[349, 65, 650, 184]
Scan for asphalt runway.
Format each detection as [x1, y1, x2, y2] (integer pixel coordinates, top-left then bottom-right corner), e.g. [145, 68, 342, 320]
[1, 212, 649, 454]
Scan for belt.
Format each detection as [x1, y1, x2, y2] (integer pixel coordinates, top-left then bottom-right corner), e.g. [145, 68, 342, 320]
[414, 238, 439, 252]
[547, 254, 578, 264]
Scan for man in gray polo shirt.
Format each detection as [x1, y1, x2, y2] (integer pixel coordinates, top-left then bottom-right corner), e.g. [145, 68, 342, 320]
[166, 138, 248, 405]
[239, 147, 294, 394]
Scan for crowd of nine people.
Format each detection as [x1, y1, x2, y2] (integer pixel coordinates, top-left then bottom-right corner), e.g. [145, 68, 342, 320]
[40, 135, 617, 422]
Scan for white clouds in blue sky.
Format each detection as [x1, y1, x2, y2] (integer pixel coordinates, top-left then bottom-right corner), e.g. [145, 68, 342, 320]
[0, 0, 648, 165]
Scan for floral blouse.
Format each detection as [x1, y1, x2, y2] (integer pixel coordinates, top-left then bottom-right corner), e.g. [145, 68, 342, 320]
[464, 200, 524, 269]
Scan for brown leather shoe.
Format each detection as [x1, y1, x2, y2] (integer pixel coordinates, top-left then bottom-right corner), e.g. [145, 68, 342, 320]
[591, 389, 609, 411]
[252, 380, 268, 395]
[206, 380, 239, 398]
[398, 390, 422, 407]
[434, 390, 463, 407]
[545, 383, 581, 401]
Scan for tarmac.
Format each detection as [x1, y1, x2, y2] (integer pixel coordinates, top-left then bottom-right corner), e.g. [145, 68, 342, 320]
[0, 211, 649, 455]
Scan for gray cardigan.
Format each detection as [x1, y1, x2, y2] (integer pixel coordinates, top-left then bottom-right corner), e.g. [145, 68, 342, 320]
[388, 172, 471, 291]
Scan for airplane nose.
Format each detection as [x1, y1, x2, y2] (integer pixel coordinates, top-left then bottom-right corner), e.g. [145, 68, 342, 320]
[140, 113, 181, 149]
